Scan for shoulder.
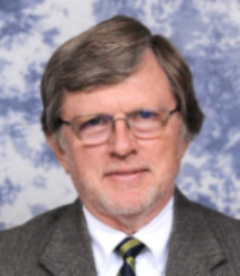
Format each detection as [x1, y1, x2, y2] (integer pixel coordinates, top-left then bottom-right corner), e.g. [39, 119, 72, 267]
[175, 188, 240, 244]
[0, 201, 80, 274]
[185, 193, 240, 229]
[0, 202, 70, 240]
[193, 197, 240, 238]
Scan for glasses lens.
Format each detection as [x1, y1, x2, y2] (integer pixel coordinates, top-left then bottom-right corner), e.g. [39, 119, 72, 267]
[130, 109, 168, 138]
[69, 107, 176, 144]
[72, 114, 112, 144]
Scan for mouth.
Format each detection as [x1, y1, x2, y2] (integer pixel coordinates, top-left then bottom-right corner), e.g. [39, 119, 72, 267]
[104, 168, 149, 181]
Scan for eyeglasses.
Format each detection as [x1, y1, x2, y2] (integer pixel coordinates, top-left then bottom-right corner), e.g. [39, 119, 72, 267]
[58, 106, 180, 145]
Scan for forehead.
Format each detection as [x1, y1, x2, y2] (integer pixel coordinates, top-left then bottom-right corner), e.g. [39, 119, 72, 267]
[61, 50, 176, 117]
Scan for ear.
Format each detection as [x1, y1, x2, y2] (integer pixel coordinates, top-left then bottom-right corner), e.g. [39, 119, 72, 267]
[45, 132, 71, 174]
[179, 134, 191, 157]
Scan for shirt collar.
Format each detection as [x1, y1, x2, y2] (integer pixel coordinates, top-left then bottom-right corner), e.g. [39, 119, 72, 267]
[83, 207, 126, 271]
[83, 197, 173, 271]
[134, 197, 173, 266]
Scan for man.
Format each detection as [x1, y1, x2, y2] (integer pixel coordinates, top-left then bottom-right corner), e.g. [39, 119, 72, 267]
[0, 15, 240, 276]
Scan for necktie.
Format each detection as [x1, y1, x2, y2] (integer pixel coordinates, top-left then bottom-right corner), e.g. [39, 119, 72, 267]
[115, 237, 145, 276]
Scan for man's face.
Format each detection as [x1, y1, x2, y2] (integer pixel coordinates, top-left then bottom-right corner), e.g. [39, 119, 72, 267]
[49, 50, 189, 226]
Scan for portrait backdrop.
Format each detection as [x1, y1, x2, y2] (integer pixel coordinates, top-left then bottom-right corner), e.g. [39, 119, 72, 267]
[0, 0, 240, 230]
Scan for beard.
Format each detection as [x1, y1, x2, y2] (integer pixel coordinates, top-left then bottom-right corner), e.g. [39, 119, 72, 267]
[70, 162, 176, 218]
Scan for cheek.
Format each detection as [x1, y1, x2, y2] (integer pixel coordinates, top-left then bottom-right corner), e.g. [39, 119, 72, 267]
[66, 145, 107, 179]
[139, 134, 186, 174]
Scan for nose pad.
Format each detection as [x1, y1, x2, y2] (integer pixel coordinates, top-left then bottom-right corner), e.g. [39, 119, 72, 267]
[110, 118, 135, 157]
[125, 119, 130, 129]
[112, 117, 130, 130]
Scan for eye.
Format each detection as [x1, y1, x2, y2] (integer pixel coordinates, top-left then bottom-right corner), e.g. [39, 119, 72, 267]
[136, 110, 158, 119]
[80, 116, 103, 129]
[80, 115, 111, 130]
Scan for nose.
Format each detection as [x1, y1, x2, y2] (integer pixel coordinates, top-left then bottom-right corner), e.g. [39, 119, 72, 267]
[109, 118, 136, 158]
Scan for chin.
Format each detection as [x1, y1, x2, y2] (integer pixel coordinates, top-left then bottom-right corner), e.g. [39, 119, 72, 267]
[98, 201, 151, 216]
[76, 172, 175, 217]
[93, 186, 165, 217]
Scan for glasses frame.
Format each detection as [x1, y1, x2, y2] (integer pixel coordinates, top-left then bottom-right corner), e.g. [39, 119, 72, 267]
[58, 106, 180, 144]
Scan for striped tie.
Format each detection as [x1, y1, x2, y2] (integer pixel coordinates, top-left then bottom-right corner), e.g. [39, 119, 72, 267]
[116, 237, 145, 276]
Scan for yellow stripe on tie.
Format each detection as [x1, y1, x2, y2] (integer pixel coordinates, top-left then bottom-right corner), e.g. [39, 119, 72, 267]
[126, 256, 135, 272]
[116, 237, 145, 276]
[120, 238, 140, 257]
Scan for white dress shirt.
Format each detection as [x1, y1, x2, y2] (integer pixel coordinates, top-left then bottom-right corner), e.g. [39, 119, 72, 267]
[83, 197, 173, 276]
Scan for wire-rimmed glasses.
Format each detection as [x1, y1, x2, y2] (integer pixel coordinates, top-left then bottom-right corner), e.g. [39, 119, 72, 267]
[58, 106, 180, 145]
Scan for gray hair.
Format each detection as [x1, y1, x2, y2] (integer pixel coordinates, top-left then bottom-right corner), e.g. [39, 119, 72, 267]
[40, 15, 204, 137]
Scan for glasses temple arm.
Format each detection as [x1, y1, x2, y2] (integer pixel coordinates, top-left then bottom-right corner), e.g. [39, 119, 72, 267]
[58, 118, 71, 126]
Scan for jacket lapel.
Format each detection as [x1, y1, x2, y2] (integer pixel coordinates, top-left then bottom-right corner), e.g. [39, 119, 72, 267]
[39, 190, 237, 275]
[166, 189, 226, 276]
[40, 200, 97, 276]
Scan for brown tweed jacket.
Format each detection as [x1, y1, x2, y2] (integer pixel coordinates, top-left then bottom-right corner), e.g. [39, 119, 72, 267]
[1, 189, 240, 276]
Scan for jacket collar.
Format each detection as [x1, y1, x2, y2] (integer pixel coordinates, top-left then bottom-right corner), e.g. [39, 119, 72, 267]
[40, 190, 231, 276]
[166, 189, 226, 276]
[40, 200, 97, 276]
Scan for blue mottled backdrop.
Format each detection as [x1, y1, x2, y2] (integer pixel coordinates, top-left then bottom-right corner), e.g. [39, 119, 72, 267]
[0, 0, 240, 230]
